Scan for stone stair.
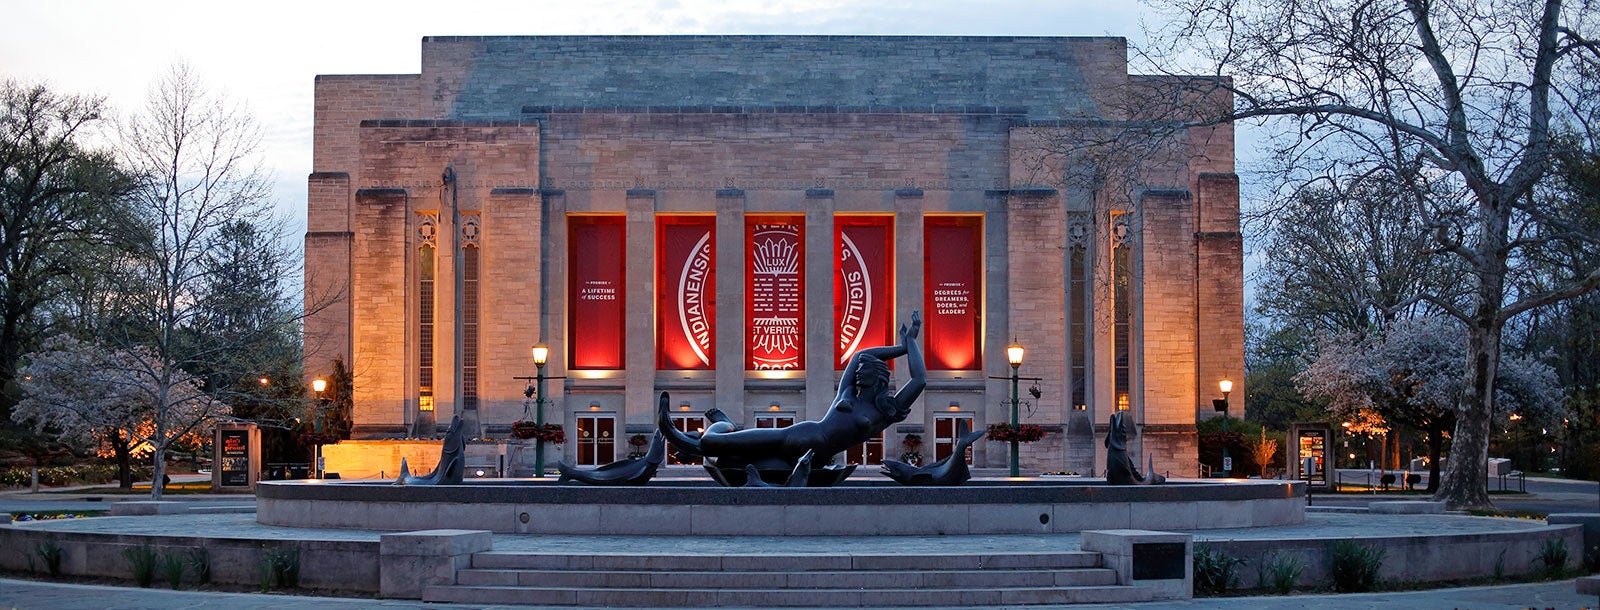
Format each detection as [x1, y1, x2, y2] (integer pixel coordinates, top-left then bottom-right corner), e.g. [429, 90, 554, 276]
[421, 550, 1162, 606]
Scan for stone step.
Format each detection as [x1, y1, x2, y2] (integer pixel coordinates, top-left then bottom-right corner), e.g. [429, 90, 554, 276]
[470, 551, 1102, 571]
[422, 584, 1157, 607]
[455, 566, 1121, 589]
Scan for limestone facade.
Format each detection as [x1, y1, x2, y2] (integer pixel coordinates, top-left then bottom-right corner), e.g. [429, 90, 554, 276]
[303, 36, 1243, 477]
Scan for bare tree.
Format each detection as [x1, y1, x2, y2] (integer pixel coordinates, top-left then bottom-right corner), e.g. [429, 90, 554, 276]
[1084, 0, 1600, 508]
[108, 63, 289, 499]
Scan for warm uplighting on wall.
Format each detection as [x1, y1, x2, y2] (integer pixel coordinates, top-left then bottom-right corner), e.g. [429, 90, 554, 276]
[1116, 393, 1129, 411]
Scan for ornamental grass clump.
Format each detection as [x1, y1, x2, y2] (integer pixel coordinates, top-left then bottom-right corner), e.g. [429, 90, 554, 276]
[123, 545, 159, 588]
[1327, 540, 1385, 592]
[1192, 544, 1246, 596]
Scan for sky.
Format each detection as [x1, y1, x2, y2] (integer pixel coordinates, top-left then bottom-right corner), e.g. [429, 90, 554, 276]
[1, 0, 1160, 237]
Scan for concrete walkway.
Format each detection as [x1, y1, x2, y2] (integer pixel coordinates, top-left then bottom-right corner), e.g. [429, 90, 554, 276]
[0, 576, 1591, 609]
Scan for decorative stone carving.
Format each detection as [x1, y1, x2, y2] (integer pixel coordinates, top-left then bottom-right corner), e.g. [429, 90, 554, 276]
[417, 212, 438, 248]
[459, 213, 481, 248]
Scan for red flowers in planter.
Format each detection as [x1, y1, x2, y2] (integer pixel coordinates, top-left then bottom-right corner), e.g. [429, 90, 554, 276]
[986, 423, 1047, 443]
[512, 421, 565, 444]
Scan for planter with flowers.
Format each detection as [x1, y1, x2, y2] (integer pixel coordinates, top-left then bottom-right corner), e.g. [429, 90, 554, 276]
[986, 423, 1047, 443]
[627, 434, 649, 459]
[511, 421, 565, 444]
[899, 434, 924, 466]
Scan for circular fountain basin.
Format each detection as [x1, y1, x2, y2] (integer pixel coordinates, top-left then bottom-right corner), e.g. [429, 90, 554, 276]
[257, 478, 1305, 535]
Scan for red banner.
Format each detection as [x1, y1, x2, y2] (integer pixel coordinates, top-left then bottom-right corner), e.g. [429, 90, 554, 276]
[924, 216, 982, 370]
[568, 216, 625, 369]
[835, 216, 893, 369]
[657, 217, 716, 369]
[747, 218, 804, 370]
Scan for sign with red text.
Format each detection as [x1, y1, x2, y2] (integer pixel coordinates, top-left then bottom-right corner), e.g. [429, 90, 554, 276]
[747, 219, 804, 370]
[569, 216, 625, 369]
[924, 216, 982, 370]
[835, 217, 893, 369]
[658, 217, 715, 369]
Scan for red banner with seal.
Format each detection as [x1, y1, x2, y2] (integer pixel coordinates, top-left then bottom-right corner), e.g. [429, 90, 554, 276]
[835, 216, 893, 369]
[924, 216, 982, 370]
[747, 217, 804, 370]
[568, 216, 625, 369]
[657, 217, 716, 370]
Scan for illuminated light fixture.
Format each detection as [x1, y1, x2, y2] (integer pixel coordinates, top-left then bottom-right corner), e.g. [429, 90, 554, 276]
[418, 395, 435, 412]
[949, 401, 961, 412]
[1006, 340, 1025, 367]
[1219, 378, 1233, 395]
[1074, 403, 1087, 411]
[769, 404, 781, 412]
[589, 404, 601, 411]
[311, 378, 327, 394]
[259, 377, 270, 386]
[679, 404, 692, 411]
[474, 469, 487, 478]
[532, 344, 549, 366]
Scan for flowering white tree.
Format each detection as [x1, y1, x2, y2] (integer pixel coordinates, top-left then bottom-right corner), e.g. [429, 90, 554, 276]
[12, 335, 228, 494]
[1299, 317, 1562, 490]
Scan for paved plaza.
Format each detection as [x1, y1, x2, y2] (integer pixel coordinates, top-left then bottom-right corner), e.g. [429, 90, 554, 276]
[4, 477, 1599, 608]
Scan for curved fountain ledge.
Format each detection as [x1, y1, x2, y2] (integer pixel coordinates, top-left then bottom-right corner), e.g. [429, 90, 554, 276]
[256, 479, 1306, 535]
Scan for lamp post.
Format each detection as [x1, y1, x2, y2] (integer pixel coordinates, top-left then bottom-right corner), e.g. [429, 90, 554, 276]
[1006, 340, 1025, 477]
[532, 344, 549, 478]
[311, 378, 328, 479]
[1218, 379, 1233, 477]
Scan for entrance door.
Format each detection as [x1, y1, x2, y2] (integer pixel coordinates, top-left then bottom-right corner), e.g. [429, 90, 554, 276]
[576, 414, 616, 466]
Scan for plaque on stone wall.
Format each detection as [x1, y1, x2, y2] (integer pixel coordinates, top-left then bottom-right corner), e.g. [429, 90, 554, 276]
[747, 219, 804, 370]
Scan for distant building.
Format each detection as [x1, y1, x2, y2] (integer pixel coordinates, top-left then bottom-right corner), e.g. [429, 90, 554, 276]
[304, 36, 1242, 477]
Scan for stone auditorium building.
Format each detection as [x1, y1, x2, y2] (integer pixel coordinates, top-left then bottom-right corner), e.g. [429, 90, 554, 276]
[303, 35, 1243, 477]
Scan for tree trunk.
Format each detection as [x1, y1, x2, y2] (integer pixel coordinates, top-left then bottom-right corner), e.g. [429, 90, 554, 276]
[1433, 300, 1505, 509]
[111, 428, 133, 489]
[150, 447, 165, 501]
[1426, 429, 1443, 493]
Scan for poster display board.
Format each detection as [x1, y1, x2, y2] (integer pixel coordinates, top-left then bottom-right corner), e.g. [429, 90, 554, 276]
[923, 216, 982, 370]
[747, 217, 805, 370]
[1288, 422, 1333, 490]
[834, 216, 893, 369]
[568, 215, 626, 369]
[657, 216, 716, 369]
[211, 423, 260, 493]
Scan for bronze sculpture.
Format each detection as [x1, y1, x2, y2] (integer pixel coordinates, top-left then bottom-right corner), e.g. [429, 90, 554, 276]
[880, 428, 985, 486]
[661, 311, 925, 486]
[556, 430, 667, 485]
[1105, 411, 1165, 485]
[393, 414, 466, 485]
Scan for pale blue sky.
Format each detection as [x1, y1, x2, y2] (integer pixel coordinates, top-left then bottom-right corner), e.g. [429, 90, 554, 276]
[2, 1, 1160, 235]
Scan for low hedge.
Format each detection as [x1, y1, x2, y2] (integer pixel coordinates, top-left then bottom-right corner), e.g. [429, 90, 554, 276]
[0, 463, 153, 488]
